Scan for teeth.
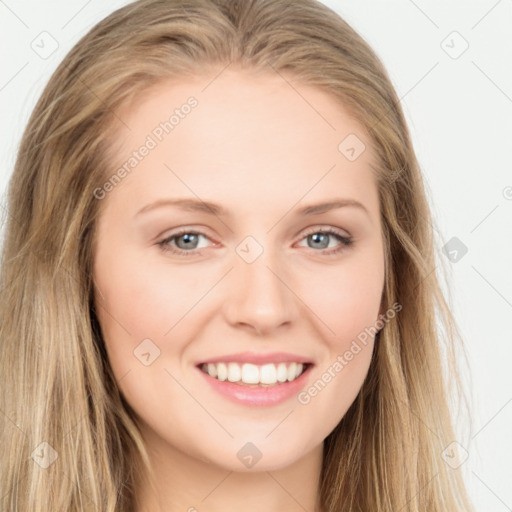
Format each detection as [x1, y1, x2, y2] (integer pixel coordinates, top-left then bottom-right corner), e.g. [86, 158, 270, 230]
[217, 362, 227, 381]
[227, 362, 241, 382]
[276, 363, 288, 382]
[260, 363, 277, 384]
[287, 362, 297, 381]
[241, 363, 260, 384]
[200, 361, 308, 386]
[207, 363, 217, 378]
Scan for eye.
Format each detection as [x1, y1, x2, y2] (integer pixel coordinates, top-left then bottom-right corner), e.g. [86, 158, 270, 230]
[296, 227, 353, 256]
[157, 229, 215, 257]
[156, 226, 354, 257]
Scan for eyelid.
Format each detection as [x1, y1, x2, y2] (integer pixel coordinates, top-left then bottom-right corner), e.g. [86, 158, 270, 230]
[299, 224, 351, 239]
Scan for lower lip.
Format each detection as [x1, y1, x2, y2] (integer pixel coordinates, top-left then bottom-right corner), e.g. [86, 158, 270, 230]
[196, 365, 313, 407]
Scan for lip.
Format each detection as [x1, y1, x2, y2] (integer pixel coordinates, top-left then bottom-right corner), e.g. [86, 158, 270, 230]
[195, 361, 314, 407]
[197, 351, 314, 366]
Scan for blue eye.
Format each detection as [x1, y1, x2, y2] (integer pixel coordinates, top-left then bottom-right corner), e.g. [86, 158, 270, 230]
[157, 227, 353, 257]
[297, 227, 353, 256]
[305, 229, 353, 254]
[157, 229, 211, 257]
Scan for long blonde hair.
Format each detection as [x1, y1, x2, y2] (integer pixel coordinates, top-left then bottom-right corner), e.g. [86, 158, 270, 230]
[0, 0, 475, 510]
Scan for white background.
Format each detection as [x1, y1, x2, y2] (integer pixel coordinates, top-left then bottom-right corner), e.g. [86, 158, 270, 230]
[1, 1, 511, 510]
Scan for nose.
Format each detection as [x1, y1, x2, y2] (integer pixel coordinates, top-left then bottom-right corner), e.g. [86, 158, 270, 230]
[223, 249, 297, 336]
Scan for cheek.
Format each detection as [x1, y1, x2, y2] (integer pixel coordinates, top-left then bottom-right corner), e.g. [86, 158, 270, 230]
[303, 253, 384, 345]
[95, 251, 190, 335]
[296, 274, 381, 434]
[93, 248, 218, 383]
[295, 252, 383, 428]
[93, 250, 170, 372]
[93, 252, 192, 417]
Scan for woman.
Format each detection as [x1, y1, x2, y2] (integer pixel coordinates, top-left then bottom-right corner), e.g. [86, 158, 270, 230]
[0, 0, 475, 510]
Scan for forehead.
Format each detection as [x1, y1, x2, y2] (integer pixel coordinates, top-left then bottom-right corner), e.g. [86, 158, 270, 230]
[103, 68, 380, 220]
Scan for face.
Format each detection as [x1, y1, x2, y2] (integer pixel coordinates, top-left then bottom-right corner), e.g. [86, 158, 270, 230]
[92, 67, 385, 472]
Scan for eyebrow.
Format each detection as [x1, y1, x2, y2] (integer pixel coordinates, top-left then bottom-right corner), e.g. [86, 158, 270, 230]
[135, 197, 369, 218]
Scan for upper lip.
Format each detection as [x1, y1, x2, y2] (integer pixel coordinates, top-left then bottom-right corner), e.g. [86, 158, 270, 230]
[197, 351, 314, 366]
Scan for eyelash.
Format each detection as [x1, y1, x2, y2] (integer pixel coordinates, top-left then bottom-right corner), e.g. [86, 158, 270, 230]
[156, 227, 354, 258]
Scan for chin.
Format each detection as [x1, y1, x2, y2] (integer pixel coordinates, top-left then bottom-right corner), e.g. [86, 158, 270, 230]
[207, 435, 317, 473]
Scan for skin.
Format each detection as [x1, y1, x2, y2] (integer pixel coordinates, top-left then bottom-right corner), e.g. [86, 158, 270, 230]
[92, 66, 386, 512]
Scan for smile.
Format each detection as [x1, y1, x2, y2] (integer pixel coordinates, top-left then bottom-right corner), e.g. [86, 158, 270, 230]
[199, 361, 309, 386]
